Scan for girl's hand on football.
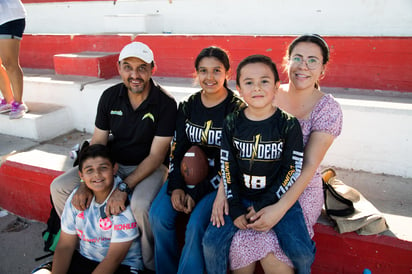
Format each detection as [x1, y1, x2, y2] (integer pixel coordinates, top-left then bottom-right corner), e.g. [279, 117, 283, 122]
[171, 189, 186, 212]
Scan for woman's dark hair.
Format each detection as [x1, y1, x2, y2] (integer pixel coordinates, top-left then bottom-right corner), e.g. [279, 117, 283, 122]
[285, 34, 330, 89]
[236, 54, 280, 86]
[78, 144, 114, 171]
[194, 46, 231, 87]
[286, 34, 330, 64]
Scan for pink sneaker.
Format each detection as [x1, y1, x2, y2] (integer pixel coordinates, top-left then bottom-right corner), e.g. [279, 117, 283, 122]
[9, 101, 29, 119]
[0, 99, 12, 114]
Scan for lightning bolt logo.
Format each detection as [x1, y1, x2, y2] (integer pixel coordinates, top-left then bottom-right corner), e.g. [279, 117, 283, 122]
[250, 134, 261, 170]
[142, 112, 155, 122]
[201, 120, 212, 144]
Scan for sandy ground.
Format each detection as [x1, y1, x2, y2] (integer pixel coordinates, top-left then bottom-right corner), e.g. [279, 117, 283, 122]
[0, 212, 48, 273]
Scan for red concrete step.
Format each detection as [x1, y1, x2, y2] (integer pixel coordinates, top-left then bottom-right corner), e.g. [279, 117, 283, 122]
[0, 160, 62, 223]
[54, 51, 119, 79]
[312, 223, 412, 273]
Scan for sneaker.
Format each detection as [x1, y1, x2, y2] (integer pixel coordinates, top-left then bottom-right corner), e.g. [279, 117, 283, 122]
[0, 99, 12, 113]
[9, 101, 28, 119]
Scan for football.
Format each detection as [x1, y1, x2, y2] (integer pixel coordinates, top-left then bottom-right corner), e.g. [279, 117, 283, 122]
[180, 145, 209, 188]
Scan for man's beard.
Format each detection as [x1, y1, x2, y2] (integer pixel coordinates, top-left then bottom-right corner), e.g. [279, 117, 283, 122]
[129, 86, 144, 94]
[128, 78, 146, 94]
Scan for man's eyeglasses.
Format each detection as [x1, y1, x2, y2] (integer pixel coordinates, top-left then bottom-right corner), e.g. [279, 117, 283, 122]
[290, 56, 322, 70]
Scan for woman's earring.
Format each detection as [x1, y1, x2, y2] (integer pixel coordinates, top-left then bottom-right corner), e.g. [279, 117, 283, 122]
[320, 71, 325, 80]
[80, 179, 84, 183]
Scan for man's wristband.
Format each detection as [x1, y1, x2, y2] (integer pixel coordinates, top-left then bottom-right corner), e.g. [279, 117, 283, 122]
[117, 181, 132, 194]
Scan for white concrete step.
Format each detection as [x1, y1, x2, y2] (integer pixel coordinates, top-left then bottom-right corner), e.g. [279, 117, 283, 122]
[0, 102, 74, 142]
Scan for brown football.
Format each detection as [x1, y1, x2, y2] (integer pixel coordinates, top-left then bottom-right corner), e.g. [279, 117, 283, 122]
[180, 145, 209, 188]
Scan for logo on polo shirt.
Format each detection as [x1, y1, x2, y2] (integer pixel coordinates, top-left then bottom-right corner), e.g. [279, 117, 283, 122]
[142, 112, 155, 122]
[110, 110, 123, 116]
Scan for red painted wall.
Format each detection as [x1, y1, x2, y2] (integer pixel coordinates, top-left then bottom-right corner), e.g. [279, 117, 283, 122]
[20, 34, 412, 92]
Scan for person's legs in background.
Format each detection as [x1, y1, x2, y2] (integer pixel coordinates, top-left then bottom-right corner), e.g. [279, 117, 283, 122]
[0, 19, 27, 119]
[0, 57, 13, 113]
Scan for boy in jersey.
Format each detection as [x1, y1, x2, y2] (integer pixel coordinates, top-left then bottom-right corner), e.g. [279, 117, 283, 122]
[52, 144, 143, 273]
[203, 55, 315, 274]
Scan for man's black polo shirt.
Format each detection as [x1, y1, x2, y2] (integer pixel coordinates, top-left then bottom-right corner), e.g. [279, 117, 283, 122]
[95, 79, 177, 166]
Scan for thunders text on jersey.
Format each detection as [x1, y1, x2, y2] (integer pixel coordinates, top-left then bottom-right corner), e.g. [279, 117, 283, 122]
[233, 139, 283, 160]
[185, 121, 221, 146]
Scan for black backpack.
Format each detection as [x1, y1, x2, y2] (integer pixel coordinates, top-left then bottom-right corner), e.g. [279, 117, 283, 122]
[35, 196, 61, 261]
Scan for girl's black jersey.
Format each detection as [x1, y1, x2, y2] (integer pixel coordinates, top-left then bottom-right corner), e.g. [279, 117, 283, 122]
[221, 108, 304, 221]
[168, 89, 245, 202]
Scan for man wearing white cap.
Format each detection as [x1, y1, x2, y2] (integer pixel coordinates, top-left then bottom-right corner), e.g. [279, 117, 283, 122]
[50, 41, 177, 273]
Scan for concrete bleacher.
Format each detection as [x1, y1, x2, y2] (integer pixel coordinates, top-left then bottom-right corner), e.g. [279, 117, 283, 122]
[0, 102, 72, 141]
[1, 34, 412, 273]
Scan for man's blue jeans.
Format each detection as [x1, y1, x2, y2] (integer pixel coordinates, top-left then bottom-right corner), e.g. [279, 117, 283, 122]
[149, 181, 216, 274]
[203, 201, 315, 274]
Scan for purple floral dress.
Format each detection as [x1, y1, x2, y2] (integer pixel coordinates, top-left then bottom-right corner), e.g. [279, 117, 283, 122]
[229, 94, 343, 269]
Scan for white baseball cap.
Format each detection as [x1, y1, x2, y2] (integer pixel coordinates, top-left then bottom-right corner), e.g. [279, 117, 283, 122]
[118, 42, 154, 63]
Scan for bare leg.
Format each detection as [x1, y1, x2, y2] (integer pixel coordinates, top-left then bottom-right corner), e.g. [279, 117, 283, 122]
[232, 262, 256, 274]
[260, 253, 294, 274]
[0, 59, 13, 103]
[0, 38, 23, 103]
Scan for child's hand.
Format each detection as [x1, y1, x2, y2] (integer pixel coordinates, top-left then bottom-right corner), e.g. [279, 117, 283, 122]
[233, 215, 248, 230]
[171, 189, 186, 212]
[247, 203, 285, 232]
[71, 182, 93, 211]
[245, 206, 257, 222]
[210, 180, 229, 227]
[183, 194, 195, 214]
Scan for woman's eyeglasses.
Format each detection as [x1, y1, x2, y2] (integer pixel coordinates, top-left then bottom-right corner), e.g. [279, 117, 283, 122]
[290, 56, 322, 70]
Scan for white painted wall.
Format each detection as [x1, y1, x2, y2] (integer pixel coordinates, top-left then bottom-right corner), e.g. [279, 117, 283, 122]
[323, 97, 412, 178]
[24, 0, 412, 36]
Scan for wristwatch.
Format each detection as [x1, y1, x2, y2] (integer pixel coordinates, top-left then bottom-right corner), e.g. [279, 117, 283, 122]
[117, 182, 132, 194]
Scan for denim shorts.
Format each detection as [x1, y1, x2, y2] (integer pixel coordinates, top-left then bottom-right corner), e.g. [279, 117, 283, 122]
[0, 18, 26, 40]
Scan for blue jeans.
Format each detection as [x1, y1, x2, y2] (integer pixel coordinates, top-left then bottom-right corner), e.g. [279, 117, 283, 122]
[149, 181, 216, 274]
[203, 201, 315, 274]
